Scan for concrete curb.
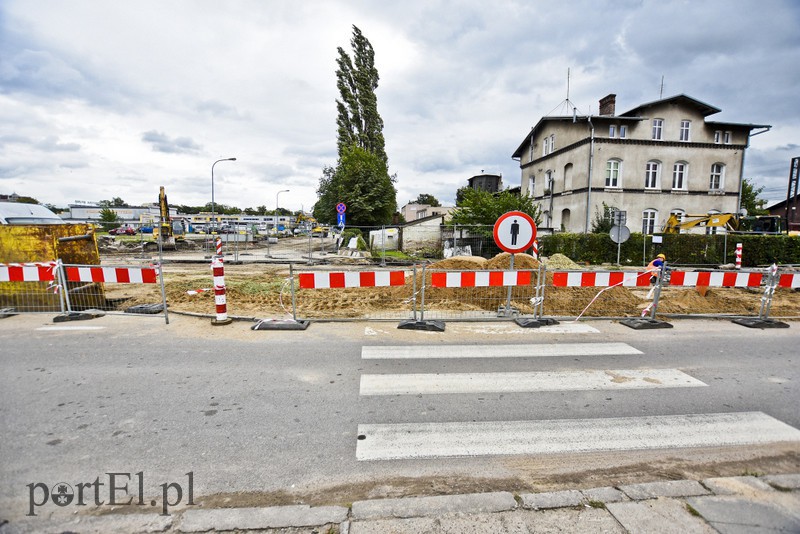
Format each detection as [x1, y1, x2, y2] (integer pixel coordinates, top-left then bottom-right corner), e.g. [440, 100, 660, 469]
[2, 474, 798, 533]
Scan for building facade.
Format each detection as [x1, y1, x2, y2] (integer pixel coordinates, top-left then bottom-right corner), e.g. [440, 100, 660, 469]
[512, 94, 770, 234]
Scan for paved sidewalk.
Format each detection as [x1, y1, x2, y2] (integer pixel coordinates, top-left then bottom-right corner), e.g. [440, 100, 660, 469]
[3, 474, 798, 533]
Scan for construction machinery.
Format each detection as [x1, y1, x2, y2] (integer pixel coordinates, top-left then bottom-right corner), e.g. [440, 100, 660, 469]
[663, 213, 782, 234]
[152, 186, 184, 248]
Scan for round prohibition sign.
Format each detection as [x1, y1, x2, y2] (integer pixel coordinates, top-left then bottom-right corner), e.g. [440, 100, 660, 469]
[493, 211, 537, 254]
[336, 202, 347, 214]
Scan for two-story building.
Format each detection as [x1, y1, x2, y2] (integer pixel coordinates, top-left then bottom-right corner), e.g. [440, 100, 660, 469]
[512, 94, 770, 234]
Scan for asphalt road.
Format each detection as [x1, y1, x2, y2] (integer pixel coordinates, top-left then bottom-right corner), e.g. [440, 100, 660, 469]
[1, 313, 798, 522]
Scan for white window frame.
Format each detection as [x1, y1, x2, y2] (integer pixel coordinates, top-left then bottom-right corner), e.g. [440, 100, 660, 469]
[605, 159, 621, 188]
[652, 119, 664, 140]
[714, 130, 722, 144]
[619, 125, 627, 139]
[672, 162, 688, 190]
[709, 163, 725, 190]
[645, 160, 661, 189]
[609, 125, 616, 138]
[550, 134, 555, 152]
[723, 131, 732, 144]
[528, 175, 535, 196]
[542, 136, 549, 156]
[642, 209, 658, 235]
[680, 120, 691, 142]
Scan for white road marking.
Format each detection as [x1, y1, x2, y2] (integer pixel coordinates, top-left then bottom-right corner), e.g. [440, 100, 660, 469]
[356, 412, 800, 461]
[448, 323, 600, 335]
[360, 369, 706, 395]
[361, 342, 642, 360]
[36, 326, 106, 331]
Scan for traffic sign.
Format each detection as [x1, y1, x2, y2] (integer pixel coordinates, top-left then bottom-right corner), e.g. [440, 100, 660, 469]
[493, 211, 537, 254]
[609, 225, 630, 244]
[336, 202, 347, 214]
[337, 213, 345, 227]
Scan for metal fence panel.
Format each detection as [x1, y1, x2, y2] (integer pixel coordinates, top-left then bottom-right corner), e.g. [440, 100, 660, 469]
[419, 266, 542, 321]
[0, 261, 64, 313]
[290, 266, 417, 321]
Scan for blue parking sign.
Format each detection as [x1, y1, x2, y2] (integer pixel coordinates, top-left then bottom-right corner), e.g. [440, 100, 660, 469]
[337, 213, 345, 227]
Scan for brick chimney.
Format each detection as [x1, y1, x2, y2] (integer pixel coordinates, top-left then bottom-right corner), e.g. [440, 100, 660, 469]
[599, 94, 616, 116]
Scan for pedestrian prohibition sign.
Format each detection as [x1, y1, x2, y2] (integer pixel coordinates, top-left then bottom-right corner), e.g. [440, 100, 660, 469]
[493, 211, 537, 254]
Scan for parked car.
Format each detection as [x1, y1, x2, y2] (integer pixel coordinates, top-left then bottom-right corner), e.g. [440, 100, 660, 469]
[138, 225, 154, 234]
[109, 226, 136, 235]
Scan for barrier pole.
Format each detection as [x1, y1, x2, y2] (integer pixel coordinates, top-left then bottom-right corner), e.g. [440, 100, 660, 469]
[57, 259, 74, 313]
[290, 263, 297, 322]
[760, 264, 779, 320]
[735, 243, 743, 269]
[411, 264, 418, 321]
[649, 261, 667, 320]
[503, 254, 515, 316]
[211, 256, 232, 326]
[419, 264, 427, 322]
[157, 262, 169, 325]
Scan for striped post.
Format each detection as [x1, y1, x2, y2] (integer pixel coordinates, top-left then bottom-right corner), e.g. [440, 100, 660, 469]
[735, 242, 742, 270]
[211, 256, 232, 326]
[215, 237, 223, 257]
[532, 239, 539, 259]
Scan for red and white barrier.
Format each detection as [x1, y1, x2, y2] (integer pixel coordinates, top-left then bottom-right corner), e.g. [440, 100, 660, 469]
[735, 243, 743, 270]
[532, 240, 539, 259]
[64, 266, 159, 284]
[552, 271, 651, 287]
[215, 237, 223, 257]
[779, 273, 800, 288]
[211, 256, 231, 324]
[299, 271, 405, 289]
[0, 262, 57, 282]
[668, 271, 762, 287]
[430, 270, 532, 288]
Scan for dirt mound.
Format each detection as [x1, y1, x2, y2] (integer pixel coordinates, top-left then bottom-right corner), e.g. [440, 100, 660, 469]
[430, 256, 488, 270]
[544, 253, 582, 270]
[486, 253, 540, 270]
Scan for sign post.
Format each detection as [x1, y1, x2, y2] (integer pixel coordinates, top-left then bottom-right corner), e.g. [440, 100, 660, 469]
[493, 211, 537, 316]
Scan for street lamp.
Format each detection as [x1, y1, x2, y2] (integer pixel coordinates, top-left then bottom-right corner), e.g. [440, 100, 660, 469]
[211, 157, 236, 230]
[276, 189, 289, 230]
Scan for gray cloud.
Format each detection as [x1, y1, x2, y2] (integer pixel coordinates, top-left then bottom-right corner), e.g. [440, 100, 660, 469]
[142, 131, 203, 155]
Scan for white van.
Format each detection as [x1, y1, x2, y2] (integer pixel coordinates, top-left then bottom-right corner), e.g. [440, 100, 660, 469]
[0, 201, 64, 225]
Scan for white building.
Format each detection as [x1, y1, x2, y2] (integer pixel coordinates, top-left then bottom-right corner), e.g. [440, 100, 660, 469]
[512, 94, 770, 234]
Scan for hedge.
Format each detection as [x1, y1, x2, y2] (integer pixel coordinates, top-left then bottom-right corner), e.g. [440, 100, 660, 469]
[539, 233, 800, 267]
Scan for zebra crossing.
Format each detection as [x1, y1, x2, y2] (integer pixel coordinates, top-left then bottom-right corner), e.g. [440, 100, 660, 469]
[355, 341, 800, 461]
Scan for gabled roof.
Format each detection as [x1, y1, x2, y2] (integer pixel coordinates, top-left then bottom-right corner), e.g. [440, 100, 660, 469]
[619, 94, 720, 117]
[511, 114, 643, 158]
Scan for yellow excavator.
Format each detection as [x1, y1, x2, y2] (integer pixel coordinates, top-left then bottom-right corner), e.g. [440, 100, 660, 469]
[152, 186, 184, 248]
[663, 213, 782, 234]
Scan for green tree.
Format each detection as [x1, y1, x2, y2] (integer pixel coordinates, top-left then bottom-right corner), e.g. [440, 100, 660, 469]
[335, 25, 387, 164]
[450, 188, 541, 227]
[413, 193, 441, 207]
[591, 202, 618, 233]
[313, 145, 397, 226]
[741, 178, 768, 216]
[99, 207, 120, 230]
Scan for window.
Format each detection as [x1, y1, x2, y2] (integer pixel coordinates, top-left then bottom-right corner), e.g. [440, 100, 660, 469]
[714, 130, 722, 144]
[545, 170, 554, 194]
[528, 175, 535, 196]
[672, 162, 688, 189]
[642, 209, 658, 235]
[652, 119, 664, 140]
[542, 136, 549, 156]
[619, 125, 627, 139]
[645, 161, 661, 189]
[723, 131, 732, 144]
[680, 120, 691, 142]
[709, 163, 725, 190]
[605, 159, 621, 188]
[550, 134, 555, 152]
[609, 125, 616, 138]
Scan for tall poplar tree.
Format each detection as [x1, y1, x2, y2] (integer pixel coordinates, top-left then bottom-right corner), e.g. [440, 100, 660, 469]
[316, 25, 396, 226]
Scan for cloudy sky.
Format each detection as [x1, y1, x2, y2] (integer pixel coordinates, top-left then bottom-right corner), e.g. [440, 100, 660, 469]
[2, 0, 799, 214]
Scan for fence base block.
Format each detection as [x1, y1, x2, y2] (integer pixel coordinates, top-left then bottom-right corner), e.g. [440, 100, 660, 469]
[0, 307, 17, 319]
[619, 318, 673, 330]
[211, 317, 233, 326]
[251, 319, 310, 331]
[53, 311, 103, 323]
[397, 319, 446, 332]
[514, 317, 560, 328]
[731, 317, 790, 329]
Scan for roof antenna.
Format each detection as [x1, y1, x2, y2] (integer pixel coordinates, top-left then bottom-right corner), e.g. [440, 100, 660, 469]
[548, 68, 582, 117]
[660, 75, 665, 99]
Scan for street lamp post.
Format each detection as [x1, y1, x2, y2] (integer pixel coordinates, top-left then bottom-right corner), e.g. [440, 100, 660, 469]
[276, 189, 289, 230]
[211, 157, 236, 231]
